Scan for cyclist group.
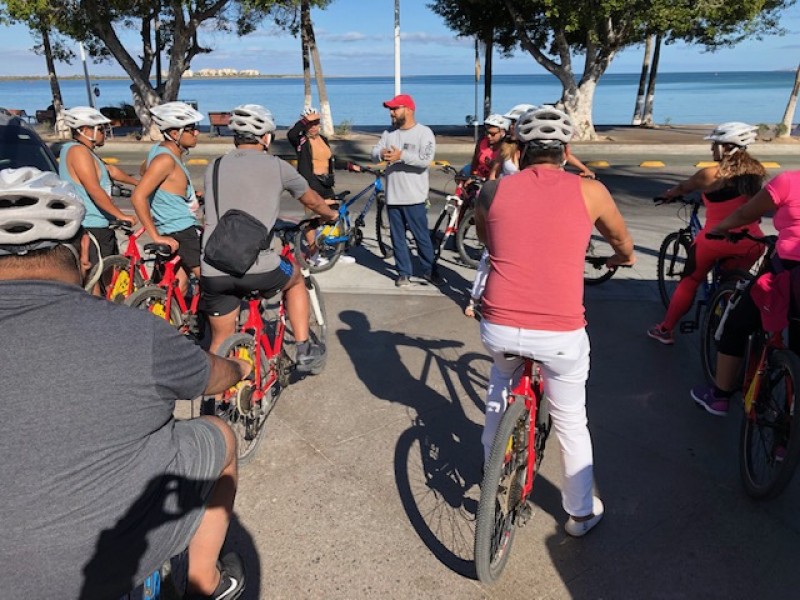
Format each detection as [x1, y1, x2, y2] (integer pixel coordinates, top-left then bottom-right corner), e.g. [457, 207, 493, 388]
[2, 89, 798, 596]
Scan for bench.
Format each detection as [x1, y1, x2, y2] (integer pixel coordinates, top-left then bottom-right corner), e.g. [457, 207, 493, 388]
[208, 111, 231, 136]
[7, 109, 34, 124]
[35, 109, 55, 125]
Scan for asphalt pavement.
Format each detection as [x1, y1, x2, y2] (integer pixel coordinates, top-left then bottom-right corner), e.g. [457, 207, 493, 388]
[82, 130, 800, 598]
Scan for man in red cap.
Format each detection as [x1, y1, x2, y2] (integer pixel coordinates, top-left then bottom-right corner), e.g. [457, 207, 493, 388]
[372, 94, 440, 287]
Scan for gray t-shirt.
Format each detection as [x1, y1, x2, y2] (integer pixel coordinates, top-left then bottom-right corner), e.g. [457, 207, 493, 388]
[0, 280, 211, 599]
[201, 149, 309, 277]
[371, 123, 436, 206]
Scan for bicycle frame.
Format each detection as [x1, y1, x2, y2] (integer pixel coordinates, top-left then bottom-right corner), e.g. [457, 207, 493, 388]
[319, 169, 384, 248]
[150, 253, 200, 328]
[236, 295, 286, 404]
[506, 358, 543, 501]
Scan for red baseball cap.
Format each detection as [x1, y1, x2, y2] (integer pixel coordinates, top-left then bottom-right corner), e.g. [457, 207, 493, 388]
[383, 94, 416, 111]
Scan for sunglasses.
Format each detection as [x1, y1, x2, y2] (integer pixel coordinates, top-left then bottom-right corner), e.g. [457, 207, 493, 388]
[183, 123, 199, 132]
[306, 119, 321, 126]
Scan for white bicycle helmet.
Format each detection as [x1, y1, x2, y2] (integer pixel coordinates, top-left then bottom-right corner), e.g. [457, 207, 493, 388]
[503, 103, 538, 121]
[0, 167, 85, 254]
[63, 106, 111, 129]
[516, 107, 574, 146]
[229, 104, 276, 136]
[704, 122, 758, 148]
[483, 114, 510, 130]
[301, 106, 320, 118]
[149, 101, 204, 131]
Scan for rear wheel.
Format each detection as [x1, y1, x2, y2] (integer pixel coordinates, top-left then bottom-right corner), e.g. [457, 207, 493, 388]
[474, 399, 528, 584]
[456, 209, 483, 269]
[375, 192, 393, 258]
[85, 255, 145, 302]
[213, 333, 276, 466]
[657, 232, 692, 309]
[293, 221, 345, 274]
[740, 348, 800, 499]
[584, 237, 616, 285]
[125, 285, 182, 328]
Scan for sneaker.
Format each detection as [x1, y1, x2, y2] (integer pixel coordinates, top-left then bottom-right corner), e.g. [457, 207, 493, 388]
[338, 255, 356, 265]
[295, 341, 326, 374]
[774, 445, 787, 462]
[310, 254, 329, 268]
[395, 275, 411, 288]
[423, 271, 445, 286]
[690, 385, 729, 416]
[186, 552, 245, 600]
[647, 324, 674, 345]
[565, 496, 604, 537]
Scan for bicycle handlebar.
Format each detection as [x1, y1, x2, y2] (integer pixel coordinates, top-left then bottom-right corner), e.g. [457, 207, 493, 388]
[653, 194, 696, 206]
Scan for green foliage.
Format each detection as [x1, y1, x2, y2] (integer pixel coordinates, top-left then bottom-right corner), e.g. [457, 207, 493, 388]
[334, 119, 352, 136]
[776, 122, 789, 136]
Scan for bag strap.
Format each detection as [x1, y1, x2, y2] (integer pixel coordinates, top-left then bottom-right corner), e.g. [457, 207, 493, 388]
[212, 156, 222, 221]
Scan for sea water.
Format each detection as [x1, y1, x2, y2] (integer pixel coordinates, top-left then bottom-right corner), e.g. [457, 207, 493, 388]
[0, 71, 794, 128]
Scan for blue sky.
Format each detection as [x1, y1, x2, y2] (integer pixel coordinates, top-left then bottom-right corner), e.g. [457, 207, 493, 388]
[3, 0, 800, 77]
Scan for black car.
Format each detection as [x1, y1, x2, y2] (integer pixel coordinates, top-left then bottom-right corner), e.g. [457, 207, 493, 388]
[0, 109, 58, 172]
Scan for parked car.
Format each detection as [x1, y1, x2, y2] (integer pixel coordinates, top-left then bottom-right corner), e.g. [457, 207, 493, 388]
[0, 108, 58, 172]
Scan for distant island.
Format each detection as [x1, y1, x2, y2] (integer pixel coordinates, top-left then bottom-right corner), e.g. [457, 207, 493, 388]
[0, 71, 303, 81]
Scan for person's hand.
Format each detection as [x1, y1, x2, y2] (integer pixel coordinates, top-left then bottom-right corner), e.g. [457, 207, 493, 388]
[119, 214, 138, 226]
[381, 146, 402, 163]
[607, 254, 636, 268]
[348, 162, 362, 172]
[233, 357, 253, 381]
[303, 112, 321, 124]
[154, 234, 179, 253]
[580, 169, 596, 179]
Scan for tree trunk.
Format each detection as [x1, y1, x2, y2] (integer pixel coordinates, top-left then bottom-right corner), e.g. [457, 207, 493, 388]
[779, 62, 800, 138]
[562, 79, 599, 140]
[632, 35, 653, 126]
[483, 36, 493, 119]
[301, 2, 312, 108]
[642, 34, 662, 127]
[302, 2, 334, 137]
[40, 26, 68, 138]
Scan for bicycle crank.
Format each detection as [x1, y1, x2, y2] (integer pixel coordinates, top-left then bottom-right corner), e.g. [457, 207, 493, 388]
[235, 382, 254, 414]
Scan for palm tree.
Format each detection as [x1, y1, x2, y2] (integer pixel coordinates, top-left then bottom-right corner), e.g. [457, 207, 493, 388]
[301, 0, 334, 136]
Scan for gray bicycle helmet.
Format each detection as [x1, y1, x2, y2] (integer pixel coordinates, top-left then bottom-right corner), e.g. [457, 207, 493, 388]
[0, 167, 85, 255]
[515, 107, 574, 147]
[704, 122, 758, 148]
[229, 104, 276, 136]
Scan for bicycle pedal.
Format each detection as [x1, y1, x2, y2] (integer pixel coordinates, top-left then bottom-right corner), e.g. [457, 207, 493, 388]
[679, 321, 696, 334]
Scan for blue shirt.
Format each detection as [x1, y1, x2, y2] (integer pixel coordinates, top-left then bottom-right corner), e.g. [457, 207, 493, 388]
[58, 141, 113, 228]
[146, 145, 199, 234]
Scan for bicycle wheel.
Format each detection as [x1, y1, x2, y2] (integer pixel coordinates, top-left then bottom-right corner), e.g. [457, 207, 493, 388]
[430, 207, 451, 266]
[740, 348, 800, 499]
[293, 221, 345, 274]
[474, 399, 528, 584]
[283, 275, 328, 372]
[456, 209, 483, 269]
[214, 332, 275, 466]
[85, 255, 145, 302]
[657, 232, 692, 309]
[584, 237, 616, 285]
[701, 282, 737, 384]
[125, 285, 182, 327]
[375, 192, 393, 258]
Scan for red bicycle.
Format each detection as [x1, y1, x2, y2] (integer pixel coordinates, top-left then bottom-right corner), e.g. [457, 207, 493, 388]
[474, 356, 551, 583]
[84, 220, 149, 302]
[202, 218, 327, 465]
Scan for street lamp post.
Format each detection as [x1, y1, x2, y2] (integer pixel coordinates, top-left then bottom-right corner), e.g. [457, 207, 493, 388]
[79, 42, 94, 108]
[394, 0, 400, 95]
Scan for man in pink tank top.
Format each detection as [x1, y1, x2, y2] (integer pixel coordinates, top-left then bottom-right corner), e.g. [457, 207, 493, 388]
[474, 107, 635, 537]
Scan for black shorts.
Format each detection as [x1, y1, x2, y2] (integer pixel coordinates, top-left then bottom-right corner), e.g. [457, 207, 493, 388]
[86, 227, 119, 265]
[167, 226, 202, 270]
[200, 257, 294, 316]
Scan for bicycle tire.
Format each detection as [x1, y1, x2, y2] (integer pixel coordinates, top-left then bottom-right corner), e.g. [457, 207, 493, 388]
[456, 209, 483, 269]
[292, 222, 345, 274]
[283, 275, 327, 373]
[85, 255, 145, 302]
[474, 398, 528, 584]
[215, 332, 274, 466]
[701, 282, 737, 384]
[375, 192, 393, 258]
[657, 232, 692, 309]
[430, 207, 451, 266]
[125, 285, 182, 327]
[740, 348, 800, 499]
[584, 237, 616, 285]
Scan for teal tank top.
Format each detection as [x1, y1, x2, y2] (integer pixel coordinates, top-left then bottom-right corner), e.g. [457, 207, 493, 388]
[146, 145, 200, 234]
[58, 141, 113, 228]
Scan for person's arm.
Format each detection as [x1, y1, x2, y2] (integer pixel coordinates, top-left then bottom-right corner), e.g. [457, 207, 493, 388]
[397, 127, 436, 168]
[106, 163, 140, 187]
[566, 154, 595, 179]
[287, 119, 305, 148]
[298, 188, 338, 221]
[474, 180, 499, 245]
[371, 131, 389, 163]
[204, 353, 252, 395]
[582, 179, 636, 267]
[69, 145, 136, 225]
[664, 166, 719, 199]
[712, 187, 777, 233]
[131, 154, 179, 251]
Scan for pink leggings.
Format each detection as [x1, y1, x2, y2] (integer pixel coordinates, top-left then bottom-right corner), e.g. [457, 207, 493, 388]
[661, 235, 764, 331]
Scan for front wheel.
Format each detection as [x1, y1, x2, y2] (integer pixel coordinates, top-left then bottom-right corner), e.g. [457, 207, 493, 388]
[85, 255, 145, 302]
[125, 285, 182, 328]
[474, 399, 528, 584]
[657, 232, 692, 309]
[375, 192, 393, 258]
[456, 209, 483, 269]
[584, 237, 617, 285]
[740, 348, 800, 499]
[430, 206, 452, 266]
[293, 221, 346, 273]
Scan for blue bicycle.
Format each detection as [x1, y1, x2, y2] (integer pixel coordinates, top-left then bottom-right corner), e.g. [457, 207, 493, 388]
[294, 165, 392, 273]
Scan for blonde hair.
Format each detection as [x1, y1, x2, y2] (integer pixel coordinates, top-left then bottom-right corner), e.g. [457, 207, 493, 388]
[718, 146, 766, 197]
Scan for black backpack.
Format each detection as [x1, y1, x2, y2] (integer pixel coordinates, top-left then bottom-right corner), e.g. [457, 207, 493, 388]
[203, 157, 271, 278]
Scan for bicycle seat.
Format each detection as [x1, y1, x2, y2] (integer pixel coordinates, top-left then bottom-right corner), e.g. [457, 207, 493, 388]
[143, 243, 173, 257]
[334, 190, 350, 201]
[272, 219, 302, 232]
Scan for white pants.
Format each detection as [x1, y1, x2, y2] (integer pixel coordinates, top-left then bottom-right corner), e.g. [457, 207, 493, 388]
[480, 321, 594, 517]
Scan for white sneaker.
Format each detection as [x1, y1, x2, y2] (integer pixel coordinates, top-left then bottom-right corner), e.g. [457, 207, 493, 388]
[310, 254, 329, 267]
[338, 255, 356, 265]
[565, 496, 604, 537]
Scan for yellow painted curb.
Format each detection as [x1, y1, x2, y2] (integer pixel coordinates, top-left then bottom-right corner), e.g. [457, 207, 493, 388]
[104, 157, 120, 164]
[186, 158, 209, 165]
[761, 161, 781, 169]
[639, 160, 665, 168]
[695, 161, 717, 168]
[586, 160, 609, 168]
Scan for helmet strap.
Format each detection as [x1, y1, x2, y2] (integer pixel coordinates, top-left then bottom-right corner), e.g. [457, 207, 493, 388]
[163, 129, 190, 154]
[77, 126, 100, 146]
